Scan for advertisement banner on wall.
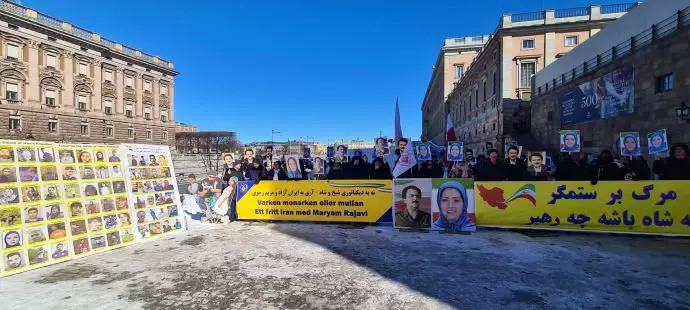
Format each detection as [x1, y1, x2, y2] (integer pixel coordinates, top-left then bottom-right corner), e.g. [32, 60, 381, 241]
[474, 181, 690, 235]
[559, 65, 634, 126]
[236, 180, 392, 222]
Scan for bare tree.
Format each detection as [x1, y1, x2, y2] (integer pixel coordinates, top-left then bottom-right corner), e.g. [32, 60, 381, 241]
[175, 131, 241, 173]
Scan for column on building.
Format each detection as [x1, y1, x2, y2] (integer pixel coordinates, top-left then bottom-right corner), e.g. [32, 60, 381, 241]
[115, 68, 124, 114]
[26, 40, 39, 104]
[61, 51, 74, 107]
[92, 58, 102, 112]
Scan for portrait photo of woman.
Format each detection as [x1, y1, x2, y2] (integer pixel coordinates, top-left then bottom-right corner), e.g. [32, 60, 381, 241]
[286, 156, 302, 179]
[432, 181, 475, 231]
[647, 130, 669, 155]
[620, 132, 641, 157]
[78, 150, 92, 163]
[559, 130, 581, 153]
[447, 142, 464, 162]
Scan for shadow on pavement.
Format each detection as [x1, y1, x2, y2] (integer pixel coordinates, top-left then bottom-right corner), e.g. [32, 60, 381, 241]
[266, 222, 690, 309]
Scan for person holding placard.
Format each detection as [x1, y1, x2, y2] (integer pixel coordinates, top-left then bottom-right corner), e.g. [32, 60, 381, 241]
[648, 130, 669, 155]
[559, 130, 581, 153]
[653, 144, 690, 180]
[620, 133, 641, 157]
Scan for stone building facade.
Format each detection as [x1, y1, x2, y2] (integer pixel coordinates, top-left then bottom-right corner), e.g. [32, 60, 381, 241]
[443, 4, 634, 156]
[421, 35, 490, 143]
[531, 7, 690, 155]
[0, 2, 177, 145]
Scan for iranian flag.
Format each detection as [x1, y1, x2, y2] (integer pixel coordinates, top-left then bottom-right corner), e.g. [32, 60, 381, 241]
[446, 113, 456, 142]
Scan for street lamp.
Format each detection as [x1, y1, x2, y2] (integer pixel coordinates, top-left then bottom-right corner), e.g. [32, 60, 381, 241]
[675, 101, 689, 122]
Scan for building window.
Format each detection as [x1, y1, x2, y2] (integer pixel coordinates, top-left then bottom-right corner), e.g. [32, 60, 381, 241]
[9, 116, 20, 130]
[146, 129, 152, 140]
[565, 35, 579, 47]
[127, 127, 134, 139]
[475, 90, 478, 107]
[104, 100, 113, 115]
[144, 106, 152, 120]
[48, 120, 58, 133]
[80, 123, 89, 135]
[493, 122, 496, 131]
[455, 65, 464, 78]
[45, 89, 56, 106]
[78, 95, 87, 111]
[483, 81, 487, 101]
[78, 62, 88, 76]
[162, 131, 168, 140]
[144, 80, 152, 92]
[160, 84, 168, 96]
[656, 73, 674, 93]
[493, 72, 497, 95]
[46, 54, 57, 69]
[519, 62, 536, 88]
[125, 75, 133, 88]
[521, 39, 535, 50]
[160, 110, 168, 122]
[125, 104, 133, 117]
[106, 126, 114, 137]
[5, 82, 18, 100]
[6, 43, 19, 60]
[104, 70, 113, 82]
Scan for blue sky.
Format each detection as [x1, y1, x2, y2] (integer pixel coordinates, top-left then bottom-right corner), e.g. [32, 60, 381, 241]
[25, 0, 628, 144]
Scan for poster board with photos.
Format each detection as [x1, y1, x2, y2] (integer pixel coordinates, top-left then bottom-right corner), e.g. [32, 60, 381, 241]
[120, 144, 185, 241]
[0, 140, 68, 276]
[58, 143, 133, 261]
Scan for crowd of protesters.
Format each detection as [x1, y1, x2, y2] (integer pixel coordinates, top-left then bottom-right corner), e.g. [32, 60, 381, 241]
[183, 140, 690, 221]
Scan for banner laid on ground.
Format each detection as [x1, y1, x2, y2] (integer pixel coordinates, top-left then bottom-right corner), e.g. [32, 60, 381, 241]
[236, 180, 392, 222]
[0, 140, 184, 277]
[475, 181, 690, 235]
[393, 178, 476, 231]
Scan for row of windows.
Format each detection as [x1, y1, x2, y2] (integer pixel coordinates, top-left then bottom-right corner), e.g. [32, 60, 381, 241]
[520, 35, 579, 50]
[7, 116, 167, 140]
[3, 82, 168, 121]
[458, 122, 497, 141]
[4, 42, 169, 95]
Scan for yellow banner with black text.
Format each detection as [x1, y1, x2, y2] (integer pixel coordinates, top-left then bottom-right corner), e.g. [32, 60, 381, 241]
[474, 181, 690, 235]
[236, 180, 393, 222]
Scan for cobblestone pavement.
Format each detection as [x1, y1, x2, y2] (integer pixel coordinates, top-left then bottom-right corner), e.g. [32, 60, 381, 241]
[1, 222, 690, 310]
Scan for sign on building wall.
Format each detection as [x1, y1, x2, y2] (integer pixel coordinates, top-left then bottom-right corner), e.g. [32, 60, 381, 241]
[559, 66, 634, 126]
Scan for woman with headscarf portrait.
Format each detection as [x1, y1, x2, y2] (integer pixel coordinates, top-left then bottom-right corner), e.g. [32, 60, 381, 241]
[433, 181, 475, 231]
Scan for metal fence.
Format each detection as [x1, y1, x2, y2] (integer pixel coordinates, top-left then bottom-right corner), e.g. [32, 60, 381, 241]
[536, 6, 690, 96]
[601, 3, 638, 14]
[511, 11, 545, 23]
[555, 7, 589, 18]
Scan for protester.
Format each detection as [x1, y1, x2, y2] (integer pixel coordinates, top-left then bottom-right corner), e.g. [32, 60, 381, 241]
[447, 161, 472, 178]
[393, 138, 415, 178]
[621, 156, 650, 180]
[418, 160, 443, 178]
[476, 149, 506, 181]
[589, 150, 621, 182]
[464, 149, 478, 175]
[370, 157, 392, 179]
[241, 149, 264, 182]
[327, 161, 347, 179]
[348, 156, 369, 179]
[265, 161, 287, 180]
[504, 146, 526, 181]
[555, 153, 588, 181]
[525, 152, 549, 181]
[223, 162, 245, 184]
[653, 143, 690, 180]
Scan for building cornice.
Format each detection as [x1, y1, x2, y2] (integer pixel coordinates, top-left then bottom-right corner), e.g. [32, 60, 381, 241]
[0, 2, 178, 76]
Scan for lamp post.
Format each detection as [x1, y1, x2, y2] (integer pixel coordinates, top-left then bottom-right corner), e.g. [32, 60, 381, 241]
[676, 101, 689, 122]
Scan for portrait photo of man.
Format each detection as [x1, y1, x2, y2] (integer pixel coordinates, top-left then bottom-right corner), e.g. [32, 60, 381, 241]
[334, 145, 348, 163]
[374, 137, 389, 157]
[394, 180, 431, 229]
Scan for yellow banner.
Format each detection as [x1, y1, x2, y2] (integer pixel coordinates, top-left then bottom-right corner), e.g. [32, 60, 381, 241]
[475, 181, 690, 235]
[237, 180, 392, 222]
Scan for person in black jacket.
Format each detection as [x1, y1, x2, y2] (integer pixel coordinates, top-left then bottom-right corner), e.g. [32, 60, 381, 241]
[418, 160, 443, 178]
[370, 157, 392, 179]
[477, 149, 507, 181]
[504, 146, 526, 181]
[653, 143, 690, 180]
[265, 162, 287, 180]
[589, 150, 621, 182]
[621, 156, 650, 180]
[327, 161, 347, 180]
[223, 161, 245, 184]
[348, 156, 369, 179]
[555, 153, 587, 181]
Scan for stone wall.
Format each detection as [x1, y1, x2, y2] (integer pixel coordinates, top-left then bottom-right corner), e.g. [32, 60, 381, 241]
[531, 26, 690, 155]
[0, 107, 173, 146]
